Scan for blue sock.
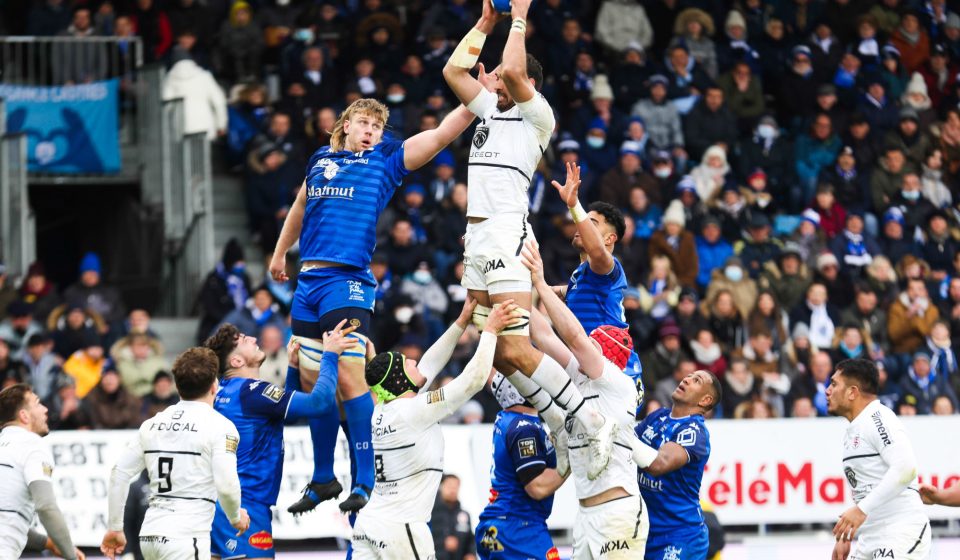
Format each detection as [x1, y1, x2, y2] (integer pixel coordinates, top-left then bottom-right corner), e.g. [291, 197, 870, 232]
[342, 392, 375, 491]
[308, 406, 339, 484]
[342, 418, 359, 530]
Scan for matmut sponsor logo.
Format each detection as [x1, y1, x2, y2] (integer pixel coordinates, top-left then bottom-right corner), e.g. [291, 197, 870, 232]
[307, 184, 355, 200]
[702, 462, 960, 508]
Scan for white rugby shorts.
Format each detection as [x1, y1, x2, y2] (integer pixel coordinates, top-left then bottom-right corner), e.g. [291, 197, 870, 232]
[850, 520, 930, 560]
[572, 495, 649, 559]
[462, 213, 536, 294]
[351, 516, 435, 560]
[141, 535, 210, 560]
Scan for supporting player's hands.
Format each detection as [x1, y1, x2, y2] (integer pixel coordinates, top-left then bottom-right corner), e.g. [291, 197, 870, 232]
[287, 337, 301, 368]
[832, 505, 866, 543]
[519, 240, 546, 286]
[269, 251, 288, 282]
[232, 507, 251, 535]
[478, 0, 507, 32]
[551, 161, 582, 208]
[455, 295, 479, 329]
[832, 538, 851, 560]
[919, 482, 941, 505]
[322, 319, 359, 355]
[485, 300, 521, 334]
[100, 530, 127, 559]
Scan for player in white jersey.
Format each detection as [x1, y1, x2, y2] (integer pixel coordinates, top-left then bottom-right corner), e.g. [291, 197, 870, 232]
[505, 239, 647, 559]
[827, 358, 931, 560]
[443, 0, 616, 480]
[100, 348, 251, 560]
[351, 299, 516, 560]
[0, 384, 83, 560]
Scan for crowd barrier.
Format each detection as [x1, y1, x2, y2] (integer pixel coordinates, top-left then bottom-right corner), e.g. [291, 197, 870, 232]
[44, 416, 960, 546]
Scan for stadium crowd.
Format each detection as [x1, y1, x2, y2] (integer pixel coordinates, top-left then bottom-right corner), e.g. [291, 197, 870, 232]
[5, 0, 960, 428]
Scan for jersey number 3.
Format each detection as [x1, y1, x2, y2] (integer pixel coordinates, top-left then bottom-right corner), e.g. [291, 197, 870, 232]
[158, 457, 174, 493]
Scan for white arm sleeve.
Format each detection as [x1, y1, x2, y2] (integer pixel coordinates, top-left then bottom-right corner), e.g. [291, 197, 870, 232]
[212, 424, 243, 524]
[857, 415, 919, 515]
[107, 437, 146, 531]
[408, 332, 497, 425]
[417, 323, 466, 393]
[467, 88, 497, 119]
[515, 94, 556, 134]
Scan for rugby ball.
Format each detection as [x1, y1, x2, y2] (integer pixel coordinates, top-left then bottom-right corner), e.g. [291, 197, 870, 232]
[491, 0, 512, 14]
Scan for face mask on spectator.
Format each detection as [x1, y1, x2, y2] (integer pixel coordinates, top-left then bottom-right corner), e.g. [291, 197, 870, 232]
[586, 136, 605, 149]
[394, 306, 415, 324]
[295, 28, 314, 43]
[725, 266, 743, 282]
[902, 189, 920, 201]
[387, 93, 405, 104]
[654, 166, 672, 178]
[757, 124, 776, 139]
[412, 270, 432, 284]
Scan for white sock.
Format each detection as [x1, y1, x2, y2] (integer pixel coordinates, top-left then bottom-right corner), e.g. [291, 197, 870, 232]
[530, 355, 602, 432]
[506, 370, 565, 433]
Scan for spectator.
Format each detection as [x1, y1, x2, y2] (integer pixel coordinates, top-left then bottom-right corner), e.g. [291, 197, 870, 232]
[818, 146, 870, 217]
[919, 44, 957, 108]
[597, 141, 647, 209]
[111, 333, 167, 398]
[27, 0, 72, 36]
[890, 11, 931, 73]
[684, 87, 738, 161]
[653, 358, 698, 405]
[787, 209, 827, 270]
[385, 218, 432, 278]
[431, 474, 475, 560]
[572, 74, 627, 142]
[42, 375, 91, 430]
[889, 277, 941, 361]
[747, 290, 790, 348]
[83, 362, 142, 429]
[736, 329, 791, 416]
[695, 216, 733, 290]
[140, 370, 180, 421]
[18, 261, 61, 324]
[842, 284, 891, 359]
[257, 325, 288, 388]
[690, 327, 727, 380]
[400, 260, 449, 340]
[637, 255, 681, 322]
[649, 200, 699, 288]
[871, 146, 912, 214]
[63, 252, 126, 329]
[759, 242, 812, 313]
[879, 45, 909, 103]
[791, 350, 833, 416]
[53, 7, 106, 84]
[795, 113, 842, 211]
[857, 78, 900, 133]
[791, 396, 818, 418]
[215, 1, 261, 83]
[722, 358, 758, 416]
[843, 113, 882, 174]
[893, 172, 937, 233]
[736, 212, 783, 279]
[830, 212, 880, 274]
[926, 321, 959, 383]
[218, 287, 286, 339]
[778, 46, 819, 129]
[831, 323, 872, 364]
[246, 112, 303, 251]
[887, 108, 933, 168]
[0, 301, 44, 362]
[932, 394, 956, 415]
[0, 339, 28, 389]
[50, 303, 104, 361]
[131, 0, 173, 63]
[22, 333, 62, 403]
[690, 145, 732, 203]
[878, 207, 917, 267]
[640, 319, 690, 393]
[662, 43, 714, 113]
[736, 115, 794, 203]
[595, 0, 654, 54]
[195, 239, 252, 343]
[717, 62, 765, 134]
[702, 289, 745, 353]
[580, 117, 618, 176]
[791, 282, 841, 350]
[900, 350, 959, 414]
[705, 256, 758, 319]
[920, 211, 958, 278]
[901, 72, 937, 131]
[674, 8, 719, 78]
[632, 75, 685, 155]
[920, 149, 951, 209]
[62, 335, 105, 398]
[611, 42, 651, 114]
[814, 252, 856, 313]
[782, 322, 816, 381]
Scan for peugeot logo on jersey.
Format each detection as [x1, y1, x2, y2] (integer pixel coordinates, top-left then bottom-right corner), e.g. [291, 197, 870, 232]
[473, 125, 489, 148]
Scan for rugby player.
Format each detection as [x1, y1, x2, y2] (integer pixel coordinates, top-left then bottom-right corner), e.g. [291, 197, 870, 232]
[351, 300, 516, 559]
[270, 88, 480, 514]
[444, 0, 615, 479]
[827, 358, 931, 560]
[101, 348, 250, 560]
[203, 323, 355, 559]
[0, 384, 83, 560]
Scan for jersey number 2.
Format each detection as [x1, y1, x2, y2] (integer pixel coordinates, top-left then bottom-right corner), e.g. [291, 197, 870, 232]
[158, 457, 174, 493]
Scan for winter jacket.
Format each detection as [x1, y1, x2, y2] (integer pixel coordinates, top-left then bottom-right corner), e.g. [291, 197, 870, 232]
[870, 161, 909, 213]
[888, 294, 940, 354]
[900, 369, 958, 414]
[595, 0, 654, 52]
[432, 498, 475, 560]
[695, 236, 734, 288]
[704, 268, 758, 319]
[632, 99, 684, 149]
[683, 100, 738, 161]
[84, 385, 142, 429]
[795, 133, 842, 183]
[649, 230, 699, 288]
[735, 135, 794, 200]
[161, 59, 228, 140]
[716, 72, 766, 122]
[759, 260, 812, 313]
[735, 237, 784, 279]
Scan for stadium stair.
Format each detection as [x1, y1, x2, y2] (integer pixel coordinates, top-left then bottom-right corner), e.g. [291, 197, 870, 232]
[211, 172, 266, 284]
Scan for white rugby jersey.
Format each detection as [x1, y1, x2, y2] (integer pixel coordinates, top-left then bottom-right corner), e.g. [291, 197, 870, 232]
[109, 400, 241, 538]
[466, 88, 555, 218]
[0, 426, 55, 557]
[566, 359, 641, 501]
[842, 399, 926, 529]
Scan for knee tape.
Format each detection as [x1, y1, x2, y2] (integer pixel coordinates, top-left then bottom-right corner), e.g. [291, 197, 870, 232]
[472, 305, 491, 331]
[293, 333, 369, 370]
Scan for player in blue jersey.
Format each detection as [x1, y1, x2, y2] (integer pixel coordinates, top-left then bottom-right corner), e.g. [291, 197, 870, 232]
[552, 162, 644, 391]
[628, 370, 721, 560]
[268, 97, 479, 514]
[476, 373, 567, 560]
[203, 322, 358, 560]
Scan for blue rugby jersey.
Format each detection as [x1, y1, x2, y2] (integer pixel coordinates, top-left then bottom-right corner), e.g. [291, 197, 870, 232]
[635, 408, 710, 535]
[479, 411, 556, 523]
[565, 258, 628, 333]
[300, 138, 408, 268]
[214, 378, 292, 506]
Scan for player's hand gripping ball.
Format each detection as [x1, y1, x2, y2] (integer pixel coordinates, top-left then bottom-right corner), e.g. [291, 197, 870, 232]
[491, 0, 513, 14]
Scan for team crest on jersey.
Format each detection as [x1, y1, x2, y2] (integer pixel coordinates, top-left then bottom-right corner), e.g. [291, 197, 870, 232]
[480, 526, 504, 551]
[676, 427, 697, 447]
[261, 384, 285, 403]
[473, 125, 489, 149]
[518, 437, 537, 457]
[663, 545, 683, 560]
[42, 462, 53, 477]
[226, 539, 238, 552]
[844, 466, 858, 488]
[564, 414, 575, 434]
[316, 158, 339, 180]
[225, 435, 239, 454]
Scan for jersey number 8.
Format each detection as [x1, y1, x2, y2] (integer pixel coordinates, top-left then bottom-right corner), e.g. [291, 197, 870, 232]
[158, 457, 174, 493]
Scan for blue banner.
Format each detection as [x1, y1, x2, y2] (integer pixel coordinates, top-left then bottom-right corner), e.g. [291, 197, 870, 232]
[0, 79, 120, 174]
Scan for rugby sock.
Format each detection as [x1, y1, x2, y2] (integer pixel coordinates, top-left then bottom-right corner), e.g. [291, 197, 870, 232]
[308, 407, 339, 484]
[506, 370, 566, 433]
[343, 392, 376, 491]
[530, 354, 604, 432]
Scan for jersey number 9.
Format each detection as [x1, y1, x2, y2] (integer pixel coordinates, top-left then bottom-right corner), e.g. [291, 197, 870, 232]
[158, 457, 174, 493]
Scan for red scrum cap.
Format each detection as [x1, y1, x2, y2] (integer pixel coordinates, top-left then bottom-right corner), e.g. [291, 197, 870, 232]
[589, 325, 633, 371]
